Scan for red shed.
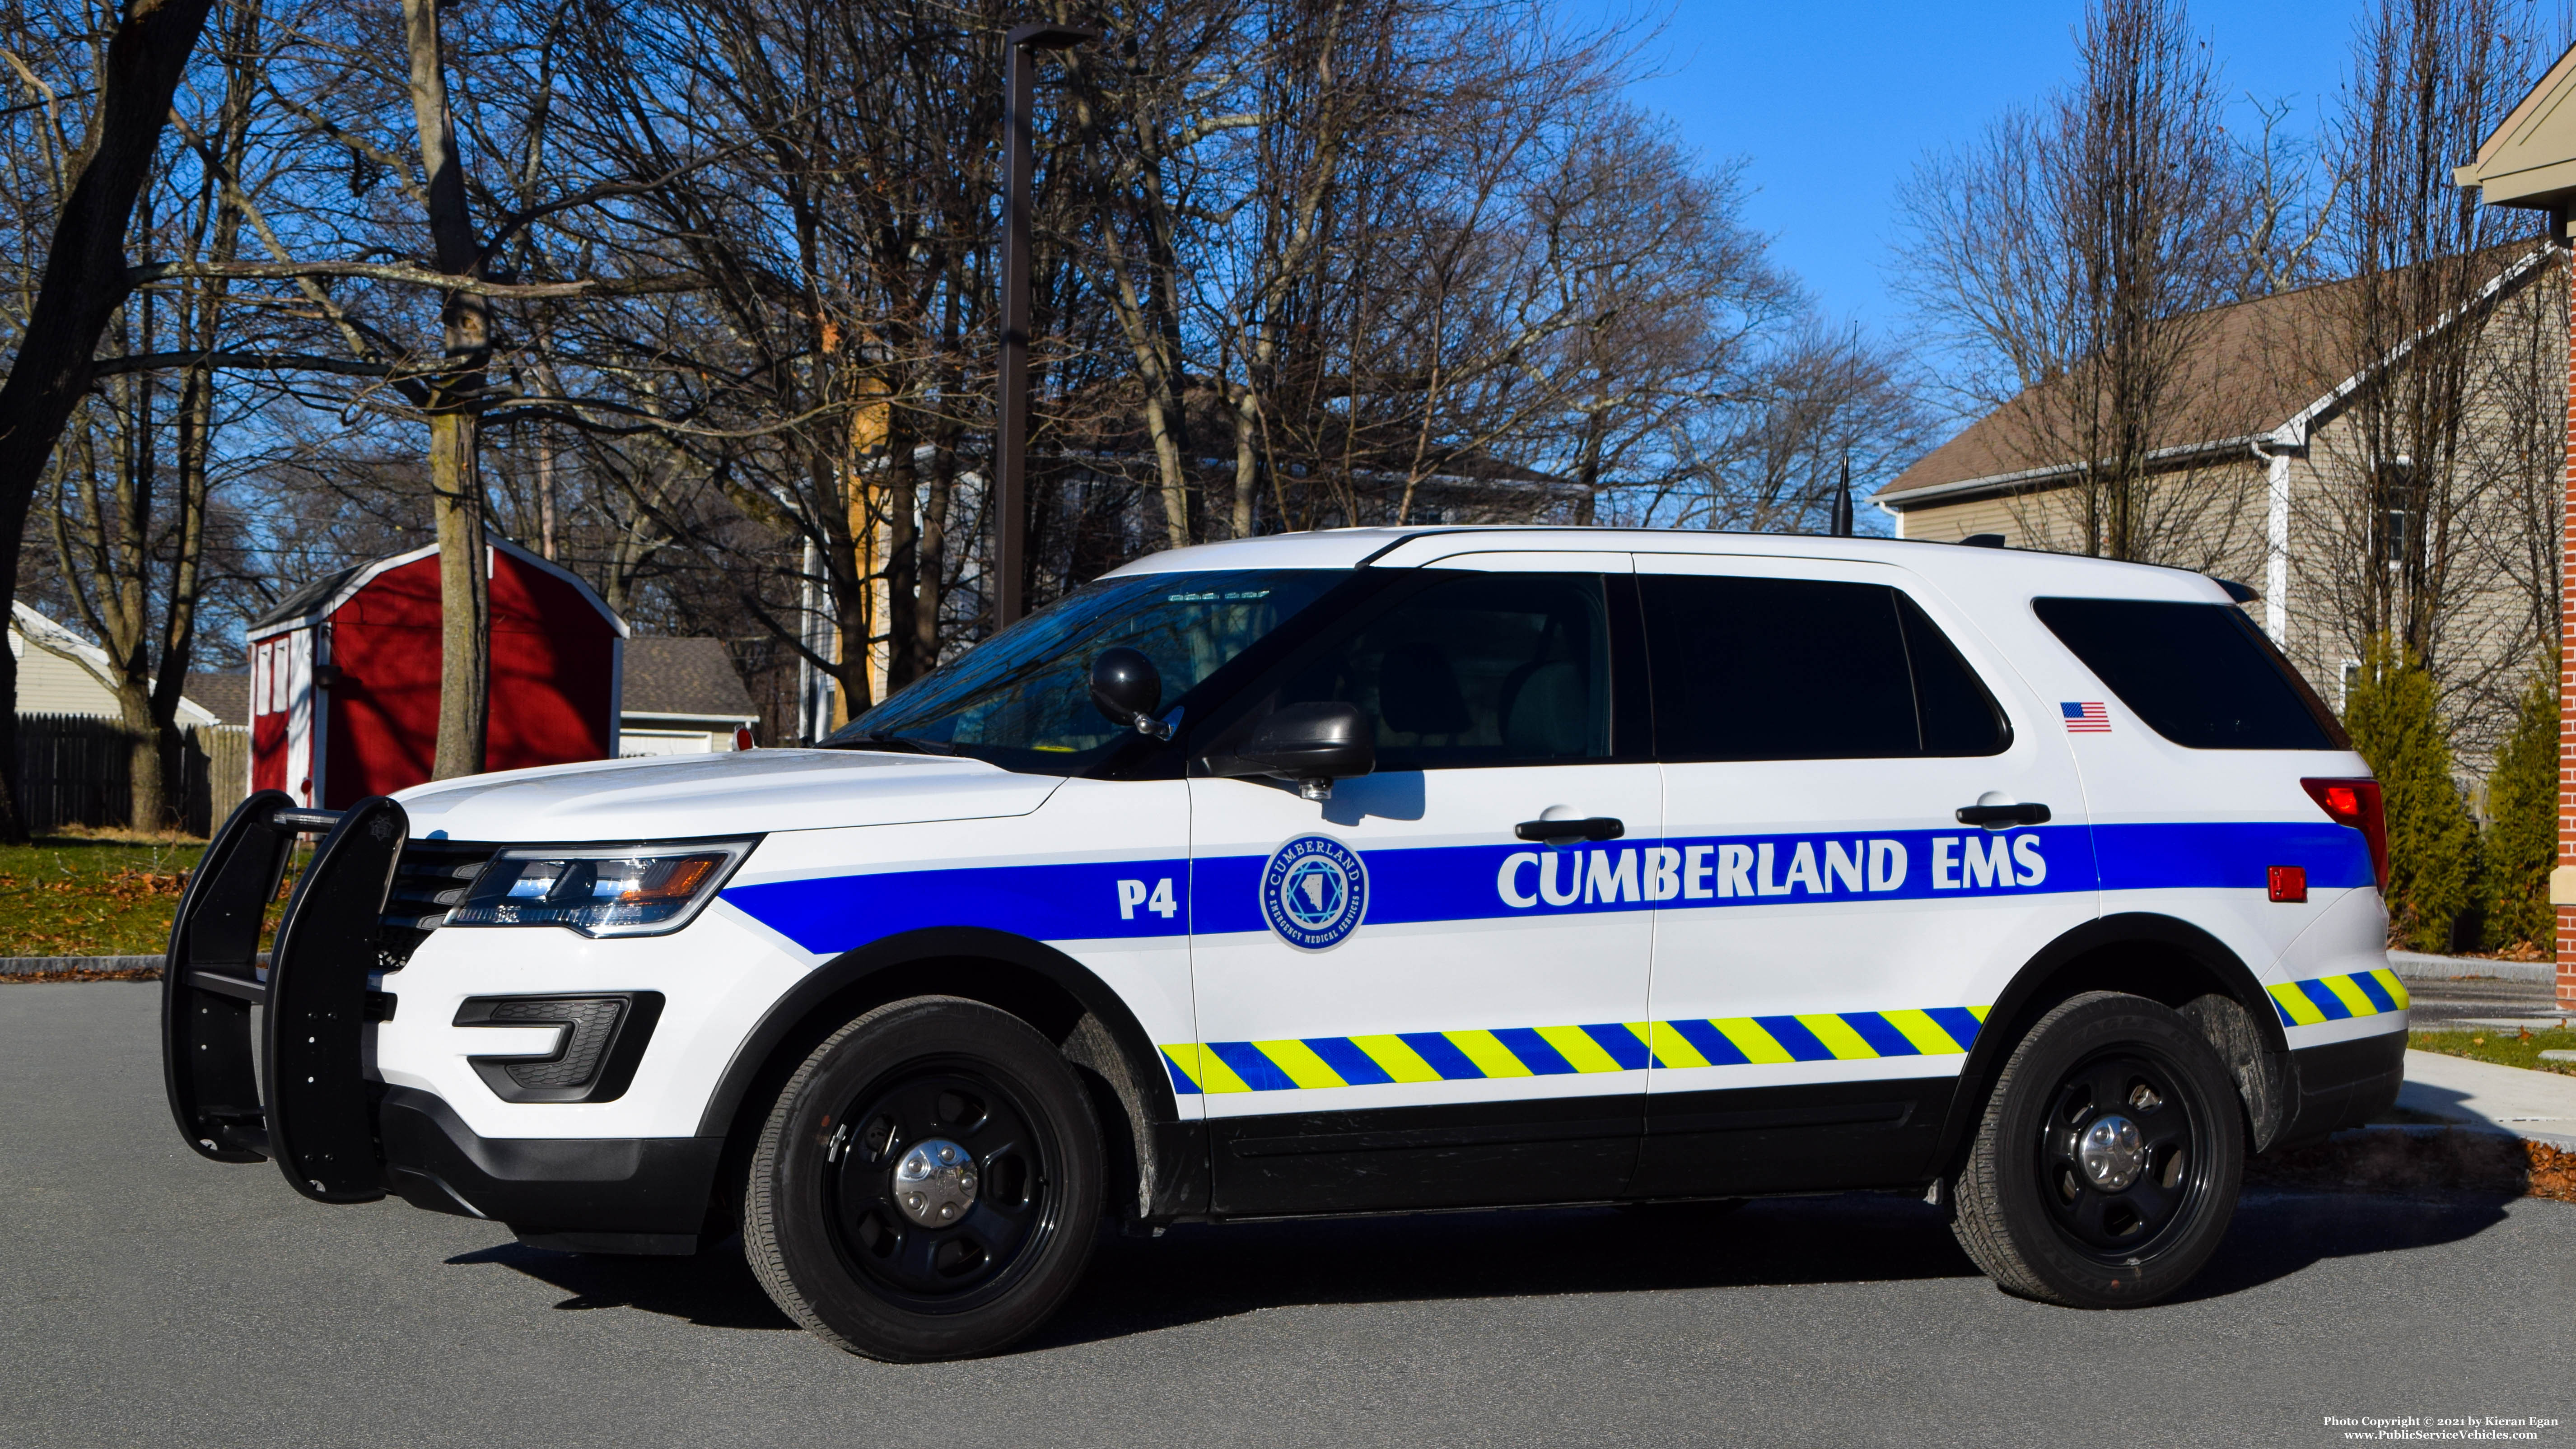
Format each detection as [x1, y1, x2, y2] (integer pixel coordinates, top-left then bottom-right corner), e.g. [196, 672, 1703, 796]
[247, 536, 626, 808]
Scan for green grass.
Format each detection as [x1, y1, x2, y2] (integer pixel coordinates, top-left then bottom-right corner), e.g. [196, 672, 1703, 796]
[2409, 1026, 2576, 1077]
[0, 835, 204, 958]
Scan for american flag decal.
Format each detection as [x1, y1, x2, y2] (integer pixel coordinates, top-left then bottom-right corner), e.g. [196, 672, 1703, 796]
[2061, 701, 2110, 733]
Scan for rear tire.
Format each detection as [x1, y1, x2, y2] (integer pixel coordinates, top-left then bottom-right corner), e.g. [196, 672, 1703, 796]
[1950, 991, 2242, 1308]
[743, 996, 1104, 1360]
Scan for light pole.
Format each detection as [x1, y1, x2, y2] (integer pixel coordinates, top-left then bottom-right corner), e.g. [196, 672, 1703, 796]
[996, 22, 1093, 628]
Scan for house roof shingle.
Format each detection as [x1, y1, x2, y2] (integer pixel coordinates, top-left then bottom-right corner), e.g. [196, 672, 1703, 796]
[1879, 246, 2551, 506]
[622, 637, 757, 720]
[183, 672, 250, 726]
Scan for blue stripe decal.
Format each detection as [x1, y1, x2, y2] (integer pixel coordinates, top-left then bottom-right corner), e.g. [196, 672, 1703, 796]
[1489, 1026, 1580, 1076]
[1841, 1011, 1921, 1057]
[1581, 1022, 1653, 1070]
[719, 820, 2378, 958]
[1163, 1057, 1203, 1095]
[724, 857, 1193, 955]
[2349, 971, 2399, 1014]
[1303, 1036, 1395, 1086]
[2296, 978, 2355, 1021]
[1923, 1008, 1985, 1051]
[1398, 1031, 1485, 1081]
[1209, 1040, 1301, 1091]
[2092, 821, 2373, 892]
[1755, 1015, 1836, 1062]
[1665, 1016, 1754, 1066]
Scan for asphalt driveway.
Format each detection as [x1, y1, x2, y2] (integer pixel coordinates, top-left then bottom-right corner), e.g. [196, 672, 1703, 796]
[3, 981, 2567, 1449]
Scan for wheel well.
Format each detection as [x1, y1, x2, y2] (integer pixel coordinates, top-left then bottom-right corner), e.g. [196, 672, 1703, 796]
[1933, 914, 2288, 1177]
[694, 929, 1177, 1240]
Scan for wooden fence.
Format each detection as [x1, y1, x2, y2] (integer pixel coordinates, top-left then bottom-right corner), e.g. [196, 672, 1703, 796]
[14, 713, 249, 836]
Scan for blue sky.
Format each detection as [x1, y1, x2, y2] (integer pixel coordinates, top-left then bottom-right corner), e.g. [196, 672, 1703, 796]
[1565, 0, 2369, 334]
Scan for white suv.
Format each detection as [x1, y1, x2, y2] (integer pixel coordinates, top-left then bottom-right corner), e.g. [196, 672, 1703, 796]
[161, 526, 2404, 1360]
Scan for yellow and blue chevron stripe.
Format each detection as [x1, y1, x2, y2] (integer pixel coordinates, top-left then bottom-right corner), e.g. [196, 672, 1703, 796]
[1161, 1006, 1991, 1095]
[2268, 968, 2409, 1026]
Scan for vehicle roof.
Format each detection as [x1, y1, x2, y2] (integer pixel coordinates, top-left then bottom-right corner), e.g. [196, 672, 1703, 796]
[1100, 526, 2236, 602]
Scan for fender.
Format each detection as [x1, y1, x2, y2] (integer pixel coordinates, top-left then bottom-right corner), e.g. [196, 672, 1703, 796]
[693, 926, 1204, 1217]
[1930, 912, 2286, 1174]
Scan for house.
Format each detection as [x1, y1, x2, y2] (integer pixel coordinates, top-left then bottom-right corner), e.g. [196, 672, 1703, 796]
[247, 536, 626, 808]
[1876, 246, 2566, 773]
[10, 602, 221, 725]
[620, 638, 760, 755]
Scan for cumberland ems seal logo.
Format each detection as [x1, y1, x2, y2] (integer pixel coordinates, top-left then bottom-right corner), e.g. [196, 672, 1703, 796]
[1260, 835, 1368, 950]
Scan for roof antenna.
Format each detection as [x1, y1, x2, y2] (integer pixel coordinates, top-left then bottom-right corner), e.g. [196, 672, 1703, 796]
[1831, 457, 1855, 537]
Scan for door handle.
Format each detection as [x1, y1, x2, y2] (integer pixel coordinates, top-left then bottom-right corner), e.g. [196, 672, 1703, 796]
[1955, 802, 2051, 829]
[1515, 816, 1625, 843]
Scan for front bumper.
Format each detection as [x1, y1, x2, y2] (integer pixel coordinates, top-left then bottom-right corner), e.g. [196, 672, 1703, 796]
[379, 1086, 721, 1253]
[161, 792, 732, 1252]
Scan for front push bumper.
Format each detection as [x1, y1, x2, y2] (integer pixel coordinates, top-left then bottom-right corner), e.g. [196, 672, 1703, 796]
[162, 792, 720, 1254]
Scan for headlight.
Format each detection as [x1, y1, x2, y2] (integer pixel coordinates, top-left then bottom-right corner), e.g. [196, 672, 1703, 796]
[446, 840, 754, 937]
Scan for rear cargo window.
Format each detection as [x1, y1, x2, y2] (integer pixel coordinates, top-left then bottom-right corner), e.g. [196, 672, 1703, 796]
[2032, 597, 2344, 750]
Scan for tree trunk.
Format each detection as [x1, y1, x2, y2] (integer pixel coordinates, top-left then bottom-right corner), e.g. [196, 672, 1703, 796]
[0, 0, 219, 843]
[429, 415, 489, 778]
[404, 0, 495, 779]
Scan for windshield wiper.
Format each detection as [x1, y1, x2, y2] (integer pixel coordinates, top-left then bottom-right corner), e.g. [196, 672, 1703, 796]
[833, 731, 954, 756]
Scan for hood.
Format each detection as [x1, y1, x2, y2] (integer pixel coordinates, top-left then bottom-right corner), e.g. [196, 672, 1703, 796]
[392, 749, 1062, 842]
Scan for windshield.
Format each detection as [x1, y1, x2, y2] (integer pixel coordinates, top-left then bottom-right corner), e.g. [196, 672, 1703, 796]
[827, 569, 1347, 771]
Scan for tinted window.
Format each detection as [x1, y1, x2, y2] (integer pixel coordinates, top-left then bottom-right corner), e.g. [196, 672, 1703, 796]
[2032, 597, 2341, 750]
[833, 569, 1344, 772]
[1265, 572, 1612, 769]
[1641, 575, 2009, 760]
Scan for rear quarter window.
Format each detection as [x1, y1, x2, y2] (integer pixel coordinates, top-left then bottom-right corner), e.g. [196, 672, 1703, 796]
[2032, 597, 2347, 751]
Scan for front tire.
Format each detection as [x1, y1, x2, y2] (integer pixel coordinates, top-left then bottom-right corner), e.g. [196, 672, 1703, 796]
[1950, 991, 2243, 1308]
[743, 996, 1104, 1360]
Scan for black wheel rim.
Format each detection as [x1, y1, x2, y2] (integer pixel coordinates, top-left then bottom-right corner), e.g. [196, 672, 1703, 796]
[820, 1056, 1061, 1314]
[2034, 1048, 2216, 1261]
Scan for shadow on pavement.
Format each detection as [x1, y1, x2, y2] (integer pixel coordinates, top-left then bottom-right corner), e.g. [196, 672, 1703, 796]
[2170, 1188, 2517, 1304]
[447, 1241, 796, 1331]
[446, 1186, 2525, 1350]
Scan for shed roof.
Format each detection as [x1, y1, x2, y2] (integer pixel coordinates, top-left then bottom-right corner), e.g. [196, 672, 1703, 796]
[247, 536, 628, 641]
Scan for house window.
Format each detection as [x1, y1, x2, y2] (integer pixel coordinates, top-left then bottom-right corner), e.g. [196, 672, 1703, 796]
[2372, 460, 2417, 573]
[2339, 658, 2362, 713]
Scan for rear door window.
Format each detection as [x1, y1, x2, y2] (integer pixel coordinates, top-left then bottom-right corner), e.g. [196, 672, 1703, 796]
[1639, 574, 2010, 760]
[2031, 597, 2344, 750]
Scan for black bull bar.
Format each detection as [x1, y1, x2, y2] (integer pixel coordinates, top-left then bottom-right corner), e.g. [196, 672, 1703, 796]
[162, 790, 409, 1203]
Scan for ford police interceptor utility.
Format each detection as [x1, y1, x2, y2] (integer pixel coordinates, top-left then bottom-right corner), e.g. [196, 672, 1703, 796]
[161, 526, 2405, 1360]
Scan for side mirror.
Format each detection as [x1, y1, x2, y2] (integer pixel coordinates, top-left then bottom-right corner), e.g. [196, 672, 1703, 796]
[1089, 648, 1172, 739]
[1206, 701, 1374, 801]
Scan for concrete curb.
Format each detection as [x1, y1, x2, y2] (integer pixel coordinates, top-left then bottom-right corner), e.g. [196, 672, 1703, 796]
[2387, 950, 2555, 984]
[0, 956, 161, 977]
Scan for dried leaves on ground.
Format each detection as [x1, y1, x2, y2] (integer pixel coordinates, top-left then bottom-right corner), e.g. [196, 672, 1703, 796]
[2250, 1128, 2576, 1203]
[0, 839, 204, 959]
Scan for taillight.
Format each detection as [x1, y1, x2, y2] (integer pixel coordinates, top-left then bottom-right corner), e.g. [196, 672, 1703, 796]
[2301, 777, 2388, 891]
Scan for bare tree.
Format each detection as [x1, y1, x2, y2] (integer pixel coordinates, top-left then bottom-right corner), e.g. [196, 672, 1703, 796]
[2307, 0, 2546, 692]
[0, 0, 218, 840]
[1895, 0, 2261, 566]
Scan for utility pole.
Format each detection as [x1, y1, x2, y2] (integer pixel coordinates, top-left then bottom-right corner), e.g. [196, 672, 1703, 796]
[996, 23, 1094, 628]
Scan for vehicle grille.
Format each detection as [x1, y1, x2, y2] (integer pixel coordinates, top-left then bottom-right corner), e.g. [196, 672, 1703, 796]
[378, 840, 496, 969]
